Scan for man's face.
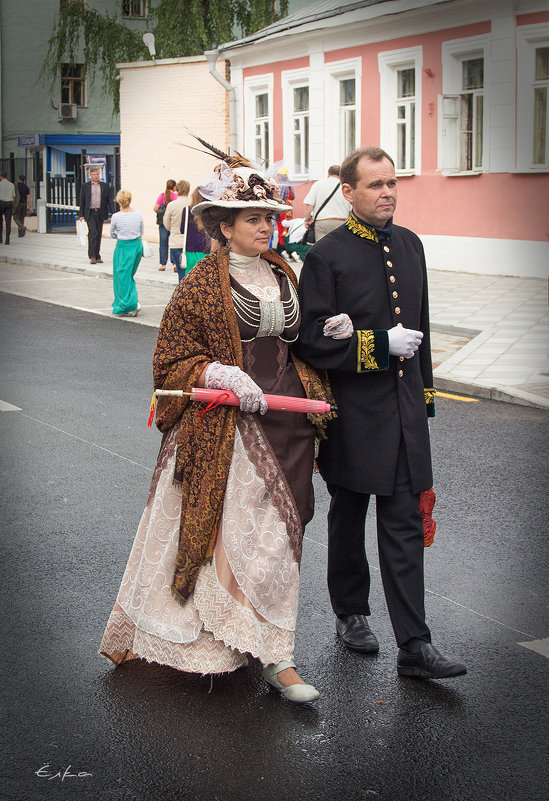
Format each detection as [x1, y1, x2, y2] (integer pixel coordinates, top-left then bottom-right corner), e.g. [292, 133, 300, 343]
[90, 171, 100, 184]
[342, 157, 397, 228]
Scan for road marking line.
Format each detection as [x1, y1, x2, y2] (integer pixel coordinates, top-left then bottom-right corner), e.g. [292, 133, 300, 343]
[437, 391, 479, 402]
[19, 413, 153, 472]
[0, 399, 22, 411]
[518, 638, 549, 659]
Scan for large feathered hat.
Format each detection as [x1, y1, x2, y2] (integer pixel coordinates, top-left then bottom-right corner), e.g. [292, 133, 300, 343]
[186, 135, 291, 216]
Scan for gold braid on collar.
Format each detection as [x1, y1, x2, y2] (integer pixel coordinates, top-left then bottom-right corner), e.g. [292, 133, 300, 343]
[345, 211, 379, 243]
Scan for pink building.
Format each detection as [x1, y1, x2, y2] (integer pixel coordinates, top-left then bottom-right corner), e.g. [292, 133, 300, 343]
[206, 0, 549, 278]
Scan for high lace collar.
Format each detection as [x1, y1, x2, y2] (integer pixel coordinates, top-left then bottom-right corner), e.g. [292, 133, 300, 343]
[228, 251, 262, 271]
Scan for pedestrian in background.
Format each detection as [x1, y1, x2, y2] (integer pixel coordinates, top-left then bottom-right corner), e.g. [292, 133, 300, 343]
[110, 190, 143, 318]
[153, 178, 177, 272]
[0, 172, 16, 245]
[303, 165, 350, 241]
[176, 186, 211, 281]
[14, 175, 32, 238]
[296, 146, 467, 680]
[78, 167, 114, 265]
[162, 179, 190, 274]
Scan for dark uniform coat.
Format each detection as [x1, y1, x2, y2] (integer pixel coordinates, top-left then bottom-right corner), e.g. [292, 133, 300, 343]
[295, 213, 435, 497]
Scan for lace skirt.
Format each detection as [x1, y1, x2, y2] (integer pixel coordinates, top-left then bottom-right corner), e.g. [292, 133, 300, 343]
[100, 418, 301, 674]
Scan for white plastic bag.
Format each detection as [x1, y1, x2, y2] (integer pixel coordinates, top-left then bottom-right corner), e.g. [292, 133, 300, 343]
[76, 219, 88, 247]
[141, 238, 153, 258]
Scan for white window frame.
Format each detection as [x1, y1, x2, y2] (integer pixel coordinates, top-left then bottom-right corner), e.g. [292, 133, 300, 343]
[378, 47, 422, 175]
[281, 68, 310, 180]
[122, 0, 147, 18]
[244, 74, 274, 169]
[324, 58, 362, 167]
[438, 35, 490, 175]
[517, 24, 549, 172]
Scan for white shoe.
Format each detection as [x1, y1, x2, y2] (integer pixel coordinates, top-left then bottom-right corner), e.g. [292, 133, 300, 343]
[263, 660, 319, 703]
[290, 252, 302, 263]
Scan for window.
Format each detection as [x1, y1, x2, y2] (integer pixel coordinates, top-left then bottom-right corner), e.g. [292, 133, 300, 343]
[439, 37, 488, 174]
[244, 75, 273, 168]
[378, 48, 422, 174]
[396, 68, 416, 171]
[517, 26, 549, 171]
[281, 68, 312, 178]
[339, 78, 356, 160]
[533, 47, 549, 164]
[293, 85, 309, 174]
[122, 0, 146, 17]
[254, 93, 270, 167]
[61, 64, 85, 106]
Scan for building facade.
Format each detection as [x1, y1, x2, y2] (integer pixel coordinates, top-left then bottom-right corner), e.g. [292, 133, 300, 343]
[0, 0, 158, 216]
[213, 0, 549, 278]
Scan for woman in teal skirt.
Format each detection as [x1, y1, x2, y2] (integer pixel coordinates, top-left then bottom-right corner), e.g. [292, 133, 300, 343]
[110, 190, 144, 317]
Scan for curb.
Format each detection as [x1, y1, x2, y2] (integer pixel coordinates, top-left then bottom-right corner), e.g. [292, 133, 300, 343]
[2, 252, 547, 413]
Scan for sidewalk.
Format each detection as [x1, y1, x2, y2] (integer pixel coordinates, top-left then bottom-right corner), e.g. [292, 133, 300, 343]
[1, 230, 548, 410]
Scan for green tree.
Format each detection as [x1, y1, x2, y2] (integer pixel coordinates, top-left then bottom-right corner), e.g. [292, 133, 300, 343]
[42, 0, 288, 113]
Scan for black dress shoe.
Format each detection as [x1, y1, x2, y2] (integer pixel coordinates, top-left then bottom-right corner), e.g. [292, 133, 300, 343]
[397, 641, 467, 679]
[336, 614, 379, 653]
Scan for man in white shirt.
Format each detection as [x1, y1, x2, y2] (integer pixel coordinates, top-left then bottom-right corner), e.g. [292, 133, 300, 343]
[303, 165, 351, 241]
[0, 172, 16, 245]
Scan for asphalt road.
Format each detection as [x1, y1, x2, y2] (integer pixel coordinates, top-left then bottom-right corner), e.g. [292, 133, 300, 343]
[1, 293, 548, 801]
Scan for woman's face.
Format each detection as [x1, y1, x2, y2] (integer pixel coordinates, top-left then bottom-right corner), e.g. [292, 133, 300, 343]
[221, 208, 274, 256]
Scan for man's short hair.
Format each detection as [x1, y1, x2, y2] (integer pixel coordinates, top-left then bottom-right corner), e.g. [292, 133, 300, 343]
[327, 165, 340, 176]
[18, 175, 25, 181]
[340, 147, 394, 188]
[0, 172, 7, 179]
[89, 168, 100, 175]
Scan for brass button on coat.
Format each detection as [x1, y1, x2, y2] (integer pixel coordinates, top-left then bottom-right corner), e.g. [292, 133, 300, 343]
[398, 369, 404, 377]
[395, 307, 401, 314]
[384, 245, 390, 252]
[386, 260, 393, 267]
[389, 275, 396, 283]
[392, 291, 398, 298]
[399, 356, 405, 362]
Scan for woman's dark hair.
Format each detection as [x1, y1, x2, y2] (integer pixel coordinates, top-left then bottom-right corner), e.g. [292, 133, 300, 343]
[164, 178, 176, 204]
[190, 187, 205, 231]
[200, 206, 241, 247]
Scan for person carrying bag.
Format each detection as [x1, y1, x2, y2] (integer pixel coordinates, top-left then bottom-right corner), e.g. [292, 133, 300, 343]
[302, 181, 341, 245]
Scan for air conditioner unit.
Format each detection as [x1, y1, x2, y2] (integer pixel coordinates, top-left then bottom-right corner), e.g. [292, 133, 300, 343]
[58, 103, 77, 120]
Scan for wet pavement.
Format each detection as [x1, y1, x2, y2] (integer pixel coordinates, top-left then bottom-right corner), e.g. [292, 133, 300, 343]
[1, 294, 548, 801]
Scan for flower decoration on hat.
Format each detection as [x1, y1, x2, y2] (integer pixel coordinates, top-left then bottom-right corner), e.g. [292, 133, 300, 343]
[183, 132, 291, 215]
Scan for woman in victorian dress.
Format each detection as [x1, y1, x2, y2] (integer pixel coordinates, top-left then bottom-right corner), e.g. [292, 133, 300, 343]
[100, 151, 334, 703]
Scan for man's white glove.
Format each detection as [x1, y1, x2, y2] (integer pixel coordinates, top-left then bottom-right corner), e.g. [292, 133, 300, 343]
[387, 326, 423, 358]
[323, 313, 354, 340]
[204, 362, 268, 414]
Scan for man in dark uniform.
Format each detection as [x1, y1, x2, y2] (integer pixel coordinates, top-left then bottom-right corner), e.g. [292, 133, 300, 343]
[295, 146, 466, 679]
[78, 167, 113, 264]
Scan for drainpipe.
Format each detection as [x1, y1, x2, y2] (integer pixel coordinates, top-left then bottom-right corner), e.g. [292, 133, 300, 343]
[204, 49, 237, 155]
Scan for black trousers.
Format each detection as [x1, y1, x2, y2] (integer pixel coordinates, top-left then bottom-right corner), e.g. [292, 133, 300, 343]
[0, 200, 13, 243]
[13, 204, 26, 233]
[327, 443, 431, 647]
[87, 209, 103, 259]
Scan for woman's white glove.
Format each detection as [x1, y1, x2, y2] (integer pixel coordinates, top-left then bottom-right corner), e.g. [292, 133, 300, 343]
[204, 362, 268, 414]
[388, 326, 423, 358]
[323, 313, 354, 339]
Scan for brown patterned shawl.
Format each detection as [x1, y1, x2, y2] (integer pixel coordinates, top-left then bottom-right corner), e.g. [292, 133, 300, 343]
[152, 247, 335, 601]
